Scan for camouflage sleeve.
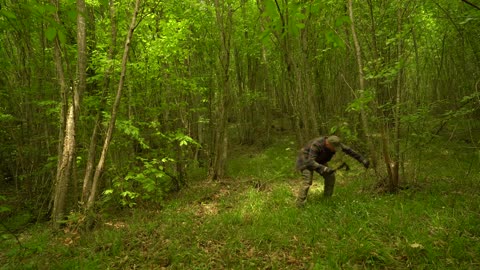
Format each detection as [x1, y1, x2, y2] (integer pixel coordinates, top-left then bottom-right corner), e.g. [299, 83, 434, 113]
[341, 143, 366, 163]
[305, 141, 323, 171]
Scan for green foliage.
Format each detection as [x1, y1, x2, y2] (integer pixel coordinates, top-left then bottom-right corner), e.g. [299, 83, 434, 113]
[170, 130, 200, 147]
[0, 195, 10, 215]
[0, 9, 17, 20]
[346, 88, 376, 113]
[260, 0, 307, 39]
[324, 16, 350, 49]
[0, 195, 11, 242]
[329, 120, 359, 143]
[101, 124, 199, 208]
[0, 112, 14, 122]
[364, 59, 403, 84]
[325, 30, 345, 49]
[1, 138, 479, 268]
[442, 92, 480, 120]
[1, 0, 480, 267]
[400, 103, 438, 149]
[103, 157, 173, 207]
[116, 119, 150, 150]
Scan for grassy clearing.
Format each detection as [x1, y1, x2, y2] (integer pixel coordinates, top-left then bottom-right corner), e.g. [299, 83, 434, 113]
[1, 136, 479, 269]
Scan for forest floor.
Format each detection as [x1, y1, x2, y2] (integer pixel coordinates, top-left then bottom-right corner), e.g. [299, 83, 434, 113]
[1, 136, 480, 269]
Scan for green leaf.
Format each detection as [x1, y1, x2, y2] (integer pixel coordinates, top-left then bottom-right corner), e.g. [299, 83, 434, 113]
[103, 189, 114, 195]
[67, 10, 78, 21]
[335, 16, 350, 27]
[58, 30, 66, 44]
[1, 10, 17, 19]
[121, 191, 138, 199]
[330, 126, 338, 134]
[346, 89, 375, 112]
[155, 172, 165, 178]
[45, 27, 57, 41]
[325, 31, 345, 48]
[263, 0, 278, 18]
[0, 113, 15, 122]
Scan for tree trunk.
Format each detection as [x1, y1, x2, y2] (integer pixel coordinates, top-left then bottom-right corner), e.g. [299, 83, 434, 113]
[208, 0, 232, 181]
[86, 0, 141, 209]
[51, 0, 75, 227]
[70, 0, 86, 204]
[82, 0, 117, 203]
[347, 0, 377, 166]
[52, 105, 75, 226]
[391, 5, 404, 192]
[366, 0, 392, 183]
[300, 4, 319, 139]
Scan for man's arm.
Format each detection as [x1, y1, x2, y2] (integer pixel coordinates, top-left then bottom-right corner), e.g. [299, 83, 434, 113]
[305, 141, 322, 170]
[341, 143, 369, 168]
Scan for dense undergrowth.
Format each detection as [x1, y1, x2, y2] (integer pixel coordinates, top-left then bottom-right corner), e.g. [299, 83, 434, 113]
[1, 136, 479, 269]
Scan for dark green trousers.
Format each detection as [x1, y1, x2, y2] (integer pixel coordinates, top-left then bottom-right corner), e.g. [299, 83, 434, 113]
[296, 169, 336, 205]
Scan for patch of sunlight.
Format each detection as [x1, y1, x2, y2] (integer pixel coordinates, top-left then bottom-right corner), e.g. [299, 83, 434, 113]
[239, 189, 267, 218]
[104, 221, 129, 229]
[309, 182, 325, 194]
[194, 202, 219, 217]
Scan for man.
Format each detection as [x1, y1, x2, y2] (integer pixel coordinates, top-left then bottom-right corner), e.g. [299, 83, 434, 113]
[296, 135, 369, 206]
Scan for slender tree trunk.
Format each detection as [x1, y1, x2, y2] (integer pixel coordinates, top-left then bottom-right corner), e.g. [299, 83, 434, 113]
[347, 0, 377, 168]
[51, 0, 75, 227]
[269, 0, 306, 144]
[76, 0, 87, 102]
[256, 0, 276, 142]
[300, 5, 319, 139]
[208, 0, 232, 180]
[82, 0, 117, 203]
[51, 1, 68, 180]
[391, 5, 404, 192]
[70, 0, 86, 204]
[52, 0, 88, 224]
[87, 0, 141, 209]
[366, 0, 391, 182]
[52, 105, 75, 226]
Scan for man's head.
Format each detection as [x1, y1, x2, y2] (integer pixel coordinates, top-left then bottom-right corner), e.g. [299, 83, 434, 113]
[326, 135, 342, 152]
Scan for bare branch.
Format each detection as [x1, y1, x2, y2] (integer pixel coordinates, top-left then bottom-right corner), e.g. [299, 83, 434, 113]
[462, 0, 480, 10]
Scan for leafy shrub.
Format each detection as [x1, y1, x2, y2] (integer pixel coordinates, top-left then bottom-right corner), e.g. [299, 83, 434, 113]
[103, 157, 174, 207]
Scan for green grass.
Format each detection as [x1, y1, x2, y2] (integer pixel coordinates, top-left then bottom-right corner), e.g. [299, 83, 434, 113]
[1, 136, 479, 269]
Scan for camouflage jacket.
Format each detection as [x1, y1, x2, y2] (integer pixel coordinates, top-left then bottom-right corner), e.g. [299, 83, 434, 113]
[295, 136, 365, 171]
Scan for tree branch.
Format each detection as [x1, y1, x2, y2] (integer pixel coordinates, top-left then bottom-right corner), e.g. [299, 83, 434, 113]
[462, 0, 480, 11]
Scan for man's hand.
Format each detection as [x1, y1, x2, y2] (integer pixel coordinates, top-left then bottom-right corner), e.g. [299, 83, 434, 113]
[317, 166, 334, 175]
[361, 158, 370, 169]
